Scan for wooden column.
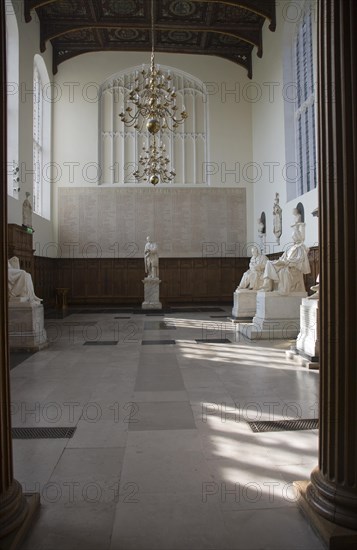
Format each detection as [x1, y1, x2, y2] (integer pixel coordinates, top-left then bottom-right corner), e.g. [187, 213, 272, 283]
[0, 1, 39, 547]
[297, 0, 357, 541]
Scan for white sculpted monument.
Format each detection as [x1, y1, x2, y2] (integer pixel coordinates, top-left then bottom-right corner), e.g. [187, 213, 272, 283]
[22, 192, 33, 230]
[238, 246, 268, 291]
[262, 211, 310, 294]
[294, 207, 320, 366]
[8, 257, 47, 350]
[8, 257, 41, 303]
[142, 236, 162, 310]
[144, 236, 159, 278]
[273, 192, 282, 245]
[232, 247, 268, 319]
[237, 211, 311, 339]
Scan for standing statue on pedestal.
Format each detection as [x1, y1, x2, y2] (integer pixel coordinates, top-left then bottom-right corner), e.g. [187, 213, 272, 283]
[262, 212, 311, 295]
[237, 246, 268, 291]
[22, 192, 33, 230]
[273, 192, 282, 245]
[144, 236, 159, 278]
[8, 257, 42, 303]
[257, 216, 265, 252]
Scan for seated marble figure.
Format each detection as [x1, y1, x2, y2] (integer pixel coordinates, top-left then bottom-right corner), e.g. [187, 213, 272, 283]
[262, 224, 311, 295]
[8, 257, 42, 303]
[237, 246, 268, 291]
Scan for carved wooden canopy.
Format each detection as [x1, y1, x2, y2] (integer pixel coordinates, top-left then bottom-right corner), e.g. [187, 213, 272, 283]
[24, 0, 276, 78]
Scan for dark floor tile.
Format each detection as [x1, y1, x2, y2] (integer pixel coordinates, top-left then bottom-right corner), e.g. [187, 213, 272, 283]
[83, 341, 118, 346]
[141, 340, 176, 345]
[195, 338, 232, 344]
[144, 321, 176, 330]
[114, 316, 132, 319]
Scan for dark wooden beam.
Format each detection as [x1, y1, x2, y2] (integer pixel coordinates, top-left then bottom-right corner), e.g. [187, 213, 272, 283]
[52, 44, 252, 77]
[42, 22, 261, 52]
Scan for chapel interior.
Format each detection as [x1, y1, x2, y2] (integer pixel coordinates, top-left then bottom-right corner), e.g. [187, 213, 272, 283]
[1, 1, 356, 549]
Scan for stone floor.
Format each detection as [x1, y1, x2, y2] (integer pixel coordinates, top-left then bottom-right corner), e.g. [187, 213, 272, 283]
[11, 305, 324, 550]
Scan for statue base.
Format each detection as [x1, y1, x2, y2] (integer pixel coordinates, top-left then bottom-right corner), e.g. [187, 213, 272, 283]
[8, 301, 47, 351]
[231, 289, 257, 321]
[142, 277, 162, 310]
[296, 297, 319, 361]
[236, 290, 306, 340]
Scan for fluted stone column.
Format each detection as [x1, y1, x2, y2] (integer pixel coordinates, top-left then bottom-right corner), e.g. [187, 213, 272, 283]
[296, 0, 357, 544]
[0, 1, 39, 547]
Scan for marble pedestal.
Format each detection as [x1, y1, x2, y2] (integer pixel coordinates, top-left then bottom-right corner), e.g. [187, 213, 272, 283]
[237, 290, 306, 340]
[296, 298, 319, 359]
[231, 289, 257, 320]
[142, 277, 162, 310]
[8, 299, 47, 351]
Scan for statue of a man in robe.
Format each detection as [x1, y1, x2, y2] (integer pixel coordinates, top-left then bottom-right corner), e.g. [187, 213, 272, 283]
[144, 236, 159, 279]
[8, 257, 42, 303]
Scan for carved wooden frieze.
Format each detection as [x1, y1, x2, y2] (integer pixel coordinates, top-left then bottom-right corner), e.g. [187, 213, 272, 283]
[24, 0, 275, 77]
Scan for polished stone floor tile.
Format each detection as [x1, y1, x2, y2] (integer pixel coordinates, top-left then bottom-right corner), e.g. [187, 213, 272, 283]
[110, 492, 231, 550]
[135, 356, 185, 392]
[21, 501, 116, 550]
[128, 401, 196, 431]
[12, 304, 322, 550]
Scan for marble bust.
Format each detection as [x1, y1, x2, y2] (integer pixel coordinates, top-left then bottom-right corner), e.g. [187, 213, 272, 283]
[237, 246, 268, 291]
[8, 257, 42, 303]
[144, 236, 159, 279]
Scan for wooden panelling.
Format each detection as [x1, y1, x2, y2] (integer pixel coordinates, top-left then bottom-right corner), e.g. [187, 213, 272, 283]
[8, 224, 34, 277]
[30, 247, 319, 306]
[33, 256, 57, 307]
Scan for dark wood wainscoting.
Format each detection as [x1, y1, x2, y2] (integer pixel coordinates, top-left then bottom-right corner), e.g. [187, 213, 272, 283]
[52, 257, 250, 305]
[30, 246, 319, 307]
[34, 256, 57, 307]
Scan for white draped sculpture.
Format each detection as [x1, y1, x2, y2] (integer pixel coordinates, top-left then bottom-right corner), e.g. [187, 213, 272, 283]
[237, 246, 268, 291]
[8, 257, 41, 303]
[22, 192, 33, 229]
[262, 215, 310, 295]
[144, 236, 159, 279]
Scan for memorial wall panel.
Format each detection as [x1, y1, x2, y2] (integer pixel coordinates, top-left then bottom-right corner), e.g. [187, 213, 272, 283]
[58, 188, 247, 259]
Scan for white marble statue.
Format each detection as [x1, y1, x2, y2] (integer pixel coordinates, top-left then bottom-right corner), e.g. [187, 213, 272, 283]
[262, 221, 311, 295]
[8, 257, 41, 303]
[257, 217, 265, 251]
[144, 236, 159, 278]
[273, 193, 282, 245]
[22, 192, 33, 228]
[237, 246, 268, 291]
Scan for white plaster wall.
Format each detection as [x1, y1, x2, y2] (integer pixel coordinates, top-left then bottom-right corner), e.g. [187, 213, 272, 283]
[251, 0, 319, 252]
[6, 1, 55, 255]
[52, 52, 254, 246]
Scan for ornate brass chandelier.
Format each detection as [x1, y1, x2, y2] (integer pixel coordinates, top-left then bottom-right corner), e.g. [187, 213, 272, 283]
[119, 0, 188, 134]
[133, 138, 176, 186]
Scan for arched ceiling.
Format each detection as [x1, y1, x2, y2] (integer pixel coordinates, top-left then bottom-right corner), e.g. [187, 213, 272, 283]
[24, 0, 276, 78]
